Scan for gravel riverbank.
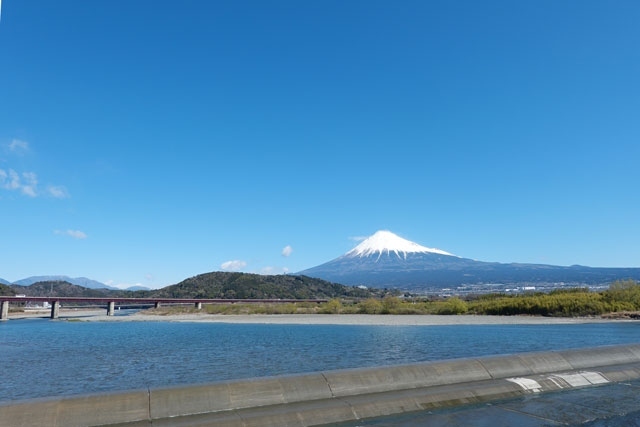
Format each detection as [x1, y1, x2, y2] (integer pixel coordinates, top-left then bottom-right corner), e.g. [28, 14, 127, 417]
[9, 309, 636, 325]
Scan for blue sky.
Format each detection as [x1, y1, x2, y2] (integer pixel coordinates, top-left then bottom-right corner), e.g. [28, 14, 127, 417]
[1, 1, 639, 289]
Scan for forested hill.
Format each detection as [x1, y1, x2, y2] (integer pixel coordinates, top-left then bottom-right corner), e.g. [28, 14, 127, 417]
[0, 283, 15, 295]
[2, 274, 384, 300]
[10, 281, 114, 298]
[150, 272, 380, 299]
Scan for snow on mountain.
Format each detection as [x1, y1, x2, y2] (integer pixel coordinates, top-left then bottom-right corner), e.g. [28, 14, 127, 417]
[346, 230, 454, 259]
[298, 230, 640, 291]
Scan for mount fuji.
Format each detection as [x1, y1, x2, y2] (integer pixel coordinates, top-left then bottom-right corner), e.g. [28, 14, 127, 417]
[298, 230, 640, 292]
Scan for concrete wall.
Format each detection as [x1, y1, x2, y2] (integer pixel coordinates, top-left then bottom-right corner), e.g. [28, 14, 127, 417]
[3, 344, 640, 427]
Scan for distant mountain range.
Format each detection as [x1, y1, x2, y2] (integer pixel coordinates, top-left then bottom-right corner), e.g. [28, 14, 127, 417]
[298, 230, 640, 292]
[4, 232, 640, 296]
[10, 281, 117, 298]
[4, 276, 114, 289]
[2, 273, 381, 300]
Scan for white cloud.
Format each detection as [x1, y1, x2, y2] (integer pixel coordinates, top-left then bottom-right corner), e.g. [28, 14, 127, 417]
[9, 139, 30, 154]
[55, 229, 88, 239]
[21, 172, 37, 197]
[0, 139, 70, 198]
[282, 245, 293, 257]
[349, 235, 368, 242]
[221, 260, 247, 271]
[0, 168, 69, 198]
[47, 185, 69, 199]
[0, 169, 37, 197]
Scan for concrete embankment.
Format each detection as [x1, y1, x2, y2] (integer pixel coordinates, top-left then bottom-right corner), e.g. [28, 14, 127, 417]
[3, 344, 640, 427]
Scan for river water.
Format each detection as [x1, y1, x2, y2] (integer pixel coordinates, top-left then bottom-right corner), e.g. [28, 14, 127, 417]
[1, 316, 639, 402]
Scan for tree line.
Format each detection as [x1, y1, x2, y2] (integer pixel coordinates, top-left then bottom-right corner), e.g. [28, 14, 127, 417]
[339, 279, 640, 316]
[144, 280, 640, 317]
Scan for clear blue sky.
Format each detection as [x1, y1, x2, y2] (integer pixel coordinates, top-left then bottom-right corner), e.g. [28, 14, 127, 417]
[1, 1, 639, 289]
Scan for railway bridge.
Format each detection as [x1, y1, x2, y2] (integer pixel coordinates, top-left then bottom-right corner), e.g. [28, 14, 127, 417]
[0, 296, 327, 320]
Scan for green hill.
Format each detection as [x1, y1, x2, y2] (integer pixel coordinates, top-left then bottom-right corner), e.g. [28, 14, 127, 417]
[10, 281, 113, 298]
[4, 273, 384, 300]
[150, 272, 380, 299]
[0, 283, 15, 295]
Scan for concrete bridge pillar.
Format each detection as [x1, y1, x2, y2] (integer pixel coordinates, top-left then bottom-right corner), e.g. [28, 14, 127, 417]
[50, 301, 60, 319]
[0, 301, 8, 321]
[195, 302, 202, 310]
[107, 301, 115, 316]
[154, 301, 161, 309]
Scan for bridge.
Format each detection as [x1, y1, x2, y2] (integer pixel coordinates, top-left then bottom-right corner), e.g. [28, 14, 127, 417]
[0, 296, 328, 320]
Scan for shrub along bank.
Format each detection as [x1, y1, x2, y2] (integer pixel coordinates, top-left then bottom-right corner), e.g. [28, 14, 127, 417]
[142, 280, 640, 318]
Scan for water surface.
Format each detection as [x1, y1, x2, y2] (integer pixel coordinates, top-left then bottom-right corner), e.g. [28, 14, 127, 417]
[1, 318, 639, 401]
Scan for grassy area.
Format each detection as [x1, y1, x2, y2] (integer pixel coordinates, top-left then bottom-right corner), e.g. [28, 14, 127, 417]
[142, 280, 640, 318]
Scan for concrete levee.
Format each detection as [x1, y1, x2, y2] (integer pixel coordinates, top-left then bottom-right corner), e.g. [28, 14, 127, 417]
[321, 358, 493, 397]
[149, 373, 333, 419]
[0, 390, 150, 427]
[559, 344, 640, 369]
[3, 343, 640, 427]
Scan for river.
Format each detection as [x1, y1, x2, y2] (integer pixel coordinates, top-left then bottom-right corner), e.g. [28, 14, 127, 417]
[1, 315, 639, 402]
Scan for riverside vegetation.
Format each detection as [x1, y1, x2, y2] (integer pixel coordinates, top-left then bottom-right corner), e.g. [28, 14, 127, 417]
[143, 280, 640, 318]
[5, 275, 640, 318]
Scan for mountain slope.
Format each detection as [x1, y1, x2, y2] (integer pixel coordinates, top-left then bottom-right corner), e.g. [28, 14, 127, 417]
[298, 231, 640, 291]
[11, 281, 114, 298]
[0, 283, 15, 295]
[13, 276, 113, 289]
[151, 272, 379, 299]
[3, 273, 383, 299]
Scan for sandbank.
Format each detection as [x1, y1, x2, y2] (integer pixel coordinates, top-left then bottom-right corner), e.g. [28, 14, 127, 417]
[8, 309, 637, 325]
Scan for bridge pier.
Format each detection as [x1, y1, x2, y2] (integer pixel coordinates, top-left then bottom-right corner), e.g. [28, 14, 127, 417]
[50, 301, 60, 319]
[154, 301, 161, 309]
[1, 301, 8, 321]
[107, 301, 115, 316]
[195, 302, 202, 310]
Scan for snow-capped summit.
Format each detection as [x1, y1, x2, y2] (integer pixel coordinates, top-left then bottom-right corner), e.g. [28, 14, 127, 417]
[346, 230, 454, 259]
[298, 230, 640, 292]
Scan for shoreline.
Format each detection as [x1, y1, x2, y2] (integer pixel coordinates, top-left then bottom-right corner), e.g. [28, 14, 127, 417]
[7, 309, 640, 325]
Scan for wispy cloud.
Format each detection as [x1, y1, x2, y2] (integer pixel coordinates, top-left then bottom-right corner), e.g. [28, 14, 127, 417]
[9, 139, 30, 154]
[221, 260, 247, 271]
[0, 168, 69, 198]
[55, 229, 88, 239]
[349, 235, 368, 242]
[1, 139, 69, 198]
[47, 185, 70, 199]
[0, 169, 37, 197]
[281, 245, 293, 257]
